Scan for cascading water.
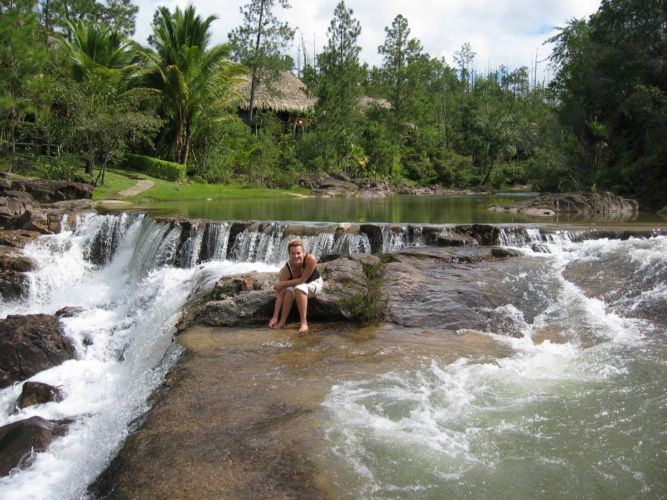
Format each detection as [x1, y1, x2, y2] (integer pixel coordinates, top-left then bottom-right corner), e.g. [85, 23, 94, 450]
[2, 211, 664, 498]
[321, 235, 667, 498]
[0, 213, 278, 499]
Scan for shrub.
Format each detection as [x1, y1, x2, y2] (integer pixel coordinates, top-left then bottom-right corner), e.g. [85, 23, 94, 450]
[124, 153, 186, 181]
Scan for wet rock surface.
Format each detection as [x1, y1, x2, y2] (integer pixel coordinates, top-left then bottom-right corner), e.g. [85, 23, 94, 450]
[90, 325, 510, 498]
[16, 381, 64, 409]
[0, 416, 69, 477]
[0, 249, 37, 300]
[0, 314, 75, 388]
[180, 245, 533, 333]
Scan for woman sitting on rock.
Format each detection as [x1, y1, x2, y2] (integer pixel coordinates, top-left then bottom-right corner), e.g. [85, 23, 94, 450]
[268, 239, 323, 335]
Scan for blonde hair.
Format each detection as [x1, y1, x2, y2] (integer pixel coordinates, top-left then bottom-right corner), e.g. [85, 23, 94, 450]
[287, 238, 304, 252]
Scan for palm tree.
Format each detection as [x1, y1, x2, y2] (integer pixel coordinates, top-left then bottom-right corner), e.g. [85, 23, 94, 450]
[57, 21, 160, 183]
[138, 5, 246, 166]
[59, 20, 137, 82]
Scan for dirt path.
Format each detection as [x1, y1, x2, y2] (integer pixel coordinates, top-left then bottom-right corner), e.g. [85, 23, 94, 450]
[117, 179, 155, 197]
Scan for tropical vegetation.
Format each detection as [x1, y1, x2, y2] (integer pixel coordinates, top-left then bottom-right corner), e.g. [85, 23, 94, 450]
[0, 0, 664, 208]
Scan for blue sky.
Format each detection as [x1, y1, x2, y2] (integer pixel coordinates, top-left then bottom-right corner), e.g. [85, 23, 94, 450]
[132, 0, 601, 82]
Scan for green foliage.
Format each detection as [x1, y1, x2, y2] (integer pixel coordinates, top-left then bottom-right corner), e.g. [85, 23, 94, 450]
[548, 0, 667, 207]
[46, 0, 138, 37]
[124, 153, 186, 181]
[138, 5, 246, 165]
[4, 0, 659, 203]
[42, 153, 80, 180]
[0, 0, 48, 171]
[312, 1, 365, 172]
[339, 260, 386, 324]
[228, 0, 294, 123]
[54, 21, 161, 184]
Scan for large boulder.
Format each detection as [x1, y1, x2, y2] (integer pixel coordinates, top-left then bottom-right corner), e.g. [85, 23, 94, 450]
[16, 381, 64, 409]
[381, 246, 515, 330]
[0, 314, 75, 388]
[178, 255, 379, 330]
[309, 254, 377, 320]
[0, 175, 93, 233]
[0, 271, 30, 301]
[7, 178, 93, 203]
[177, 273, 276, 329]
[0, 416, 69, 477]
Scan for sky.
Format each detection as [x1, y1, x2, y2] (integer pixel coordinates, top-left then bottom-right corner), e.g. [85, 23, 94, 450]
[132, 0, 602, 83]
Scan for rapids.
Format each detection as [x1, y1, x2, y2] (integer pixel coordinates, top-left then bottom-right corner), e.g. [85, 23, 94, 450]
[0, 212, 665, 498]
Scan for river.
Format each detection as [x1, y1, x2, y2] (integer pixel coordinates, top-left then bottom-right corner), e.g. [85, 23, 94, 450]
[0, 207, 665, 498]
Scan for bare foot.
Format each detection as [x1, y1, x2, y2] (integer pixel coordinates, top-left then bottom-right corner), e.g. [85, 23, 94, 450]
[268, 317, 278, 329]
[298, 323, 309, 335]
[275, 321, 286, 329]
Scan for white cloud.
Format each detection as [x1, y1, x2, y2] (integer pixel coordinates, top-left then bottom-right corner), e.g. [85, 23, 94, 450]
[132, 0, 601, 80]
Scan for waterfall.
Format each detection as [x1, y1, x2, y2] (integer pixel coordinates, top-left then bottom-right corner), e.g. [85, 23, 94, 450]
[381, 225, 408, 253]
[496, 227, 577, 252]
[0, 213, 279, 499]
[1, 210, 664, 499]
[201, 222, 231, 262]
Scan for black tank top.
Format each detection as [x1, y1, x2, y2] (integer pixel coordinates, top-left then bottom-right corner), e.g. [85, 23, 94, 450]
[286, 253, 321, 283]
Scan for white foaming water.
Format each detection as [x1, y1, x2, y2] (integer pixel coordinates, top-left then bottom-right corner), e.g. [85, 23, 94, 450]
[323, 235, 666, 498]
[0, 214, 279, 499]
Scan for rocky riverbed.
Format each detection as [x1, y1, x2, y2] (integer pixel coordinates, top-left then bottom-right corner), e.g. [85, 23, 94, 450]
[1, 174, 666, 496]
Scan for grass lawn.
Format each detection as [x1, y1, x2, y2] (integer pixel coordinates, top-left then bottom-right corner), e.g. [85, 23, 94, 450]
[1, 156, 309, 202]
[96, 168, 310, 202]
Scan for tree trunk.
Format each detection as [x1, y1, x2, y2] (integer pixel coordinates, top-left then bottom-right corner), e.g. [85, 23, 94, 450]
[9, 107, 17, 173]
[248, 0, 266, 124]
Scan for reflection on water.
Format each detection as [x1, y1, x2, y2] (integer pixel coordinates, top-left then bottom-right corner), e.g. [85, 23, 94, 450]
[129, 194, 663, 224]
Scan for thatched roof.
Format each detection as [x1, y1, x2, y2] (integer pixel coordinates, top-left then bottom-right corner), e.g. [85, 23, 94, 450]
[359, 96, 391, 110]
[237, 70, 316, 113]
[236, 70, 391, 114]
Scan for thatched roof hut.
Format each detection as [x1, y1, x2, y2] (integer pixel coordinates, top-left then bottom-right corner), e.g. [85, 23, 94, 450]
[359, 96, 391, 110]
[236, 70, 391, 117]
[237, 70, 316, 113]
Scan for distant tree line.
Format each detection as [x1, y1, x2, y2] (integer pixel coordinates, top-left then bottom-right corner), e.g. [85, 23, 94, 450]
[0, 0, 663, 208]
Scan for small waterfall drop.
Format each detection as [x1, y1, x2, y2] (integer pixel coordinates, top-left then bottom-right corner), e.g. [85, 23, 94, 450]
[0, 213, 279, 499]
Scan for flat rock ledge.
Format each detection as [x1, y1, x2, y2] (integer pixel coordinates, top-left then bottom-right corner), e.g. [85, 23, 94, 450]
[177, 246, 515, 333]
[490, 191, 639, 216]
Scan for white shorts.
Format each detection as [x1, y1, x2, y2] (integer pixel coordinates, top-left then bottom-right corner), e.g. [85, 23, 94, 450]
[286, 277, 323, 298]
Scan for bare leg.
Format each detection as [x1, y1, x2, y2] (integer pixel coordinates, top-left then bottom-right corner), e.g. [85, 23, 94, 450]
[276, 289, 294, 328]
[295, 290, 309, 335]
[269, 288, 285, 329]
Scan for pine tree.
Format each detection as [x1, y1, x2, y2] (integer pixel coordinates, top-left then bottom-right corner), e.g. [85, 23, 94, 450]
[228, 0, 294, 123]
[315, 1, 365, 172]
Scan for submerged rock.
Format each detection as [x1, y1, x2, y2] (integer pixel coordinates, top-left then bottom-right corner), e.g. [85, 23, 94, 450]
[55, 306, 84, 318]
[490, 191, 639, 217]
[0, 314, 75, 388]
[0, 416, 69, 477]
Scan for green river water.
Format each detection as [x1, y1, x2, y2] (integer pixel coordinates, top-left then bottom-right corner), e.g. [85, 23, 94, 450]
[129, 193, 664, 225]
